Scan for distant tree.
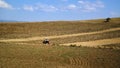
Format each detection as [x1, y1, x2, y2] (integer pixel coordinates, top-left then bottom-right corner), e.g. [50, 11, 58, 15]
[104, 17, 111, 23]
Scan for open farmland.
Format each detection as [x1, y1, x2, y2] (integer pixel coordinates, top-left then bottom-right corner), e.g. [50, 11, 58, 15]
[0, 18, 120, 68]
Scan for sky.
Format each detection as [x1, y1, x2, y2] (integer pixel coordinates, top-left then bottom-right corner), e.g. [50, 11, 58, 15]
[0, 0, 120, 22]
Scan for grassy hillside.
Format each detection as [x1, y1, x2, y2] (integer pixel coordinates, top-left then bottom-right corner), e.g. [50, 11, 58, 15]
[0, 18, 120, 68]
[0, 18, 120, 39]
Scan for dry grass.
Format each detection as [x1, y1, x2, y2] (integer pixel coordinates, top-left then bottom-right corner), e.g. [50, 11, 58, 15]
[80, 17, 120, 23]
[21, 30, 120, 45]
[0, 18, 120, 68]
[101, 44, 120, 49]
[0, 18, 120, 39]
[0, 43, 120, 68]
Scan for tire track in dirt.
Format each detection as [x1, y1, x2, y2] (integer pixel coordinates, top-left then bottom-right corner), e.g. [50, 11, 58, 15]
[69, 57, 89, 66]
[61, 37, 120, 47]
[69, 57, 80, 65]
[0, 27, 120, 42]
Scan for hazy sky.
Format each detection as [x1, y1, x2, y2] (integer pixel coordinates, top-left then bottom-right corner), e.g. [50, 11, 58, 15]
[0, 0, 120, 21]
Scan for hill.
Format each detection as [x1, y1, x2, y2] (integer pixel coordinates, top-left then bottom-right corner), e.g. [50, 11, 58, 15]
[0, 18, 120, 39]
[0, 18, 120, 68]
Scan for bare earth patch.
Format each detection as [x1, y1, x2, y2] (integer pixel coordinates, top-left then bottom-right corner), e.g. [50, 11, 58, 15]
[61, 38, 120, 47]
